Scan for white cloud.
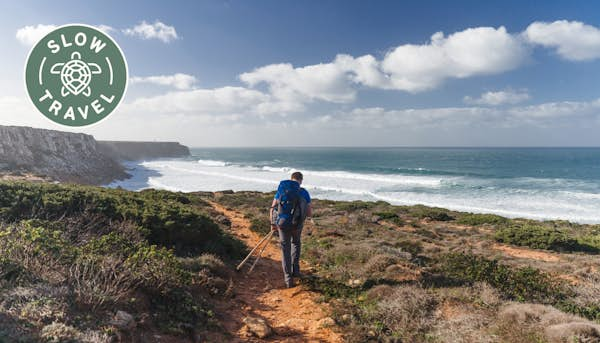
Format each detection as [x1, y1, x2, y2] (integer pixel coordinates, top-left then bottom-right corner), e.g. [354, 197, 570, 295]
[464, 89, 530, 106]
[3, 89, 600, 147]
[381, 27, 529, 92]
[123, 21, 178, 43]
[240, 25, 529, 106]
[240, 59, 358, 104]
[120, 79, 600, 131]
[96, 25, 116, 34]
[239, 20, 600, 106]
[320, 98, 600, 130]
[130, 73, 198, 90]
[16, 24, 56, 46]
[16, 24, 117, 47]
[507, 98, 600, 121]
[524, 20, 600, 61]
[125, 86, 270, 115]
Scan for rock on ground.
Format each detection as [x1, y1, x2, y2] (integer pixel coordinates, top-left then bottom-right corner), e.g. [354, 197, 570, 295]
[242, 316, 272, 339]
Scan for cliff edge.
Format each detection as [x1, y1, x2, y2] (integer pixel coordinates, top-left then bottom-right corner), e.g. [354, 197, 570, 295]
[0, 125, 190, 185]
[98, 140, 190, 161]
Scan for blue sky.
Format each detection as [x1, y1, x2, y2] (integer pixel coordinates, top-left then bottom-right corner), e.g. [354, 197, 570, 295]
[3, 0, 600, 146]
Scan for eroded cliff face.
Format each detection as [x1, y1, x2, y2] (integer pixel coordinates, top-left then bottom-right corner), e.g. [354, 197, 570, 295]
[0, 126, 127, 185]
[98, 141, 190, 161]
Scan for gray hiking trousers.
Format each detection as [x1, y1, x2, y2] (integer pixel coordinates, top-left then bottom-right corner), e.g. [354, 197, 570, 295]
[278, 227, 302, 284]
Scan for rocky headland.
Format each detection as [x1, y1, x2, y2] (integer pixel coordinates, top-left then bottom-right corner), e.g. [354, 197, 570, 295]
[0, 125, 190, 184]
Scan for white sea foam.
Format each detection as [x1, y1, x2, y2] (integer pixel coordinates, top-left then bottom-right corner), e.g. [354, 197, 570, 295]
[197, 159, 228, 167]
[108, 158, 600, 224]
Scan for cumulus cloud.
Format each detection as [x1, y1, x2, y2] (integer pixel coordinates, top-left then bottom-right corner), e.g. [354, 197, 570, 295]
[381, 27, 529, 92]
[464, 89, 530, 106]
[16, 24, 57, 46]
[237, 20, 600, 107]
[123, 21, 178, 43]
[130, 73, 198, 90]
[240, 59, 358, 104]
[524, 20, 600, 61]
[240, 25, 529, 106]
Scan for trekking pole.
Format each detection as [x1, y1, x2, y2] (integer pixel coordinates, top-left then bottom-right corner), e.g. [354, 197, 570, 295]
[236, 231, 274, 271]
[247, 231, 274, 274]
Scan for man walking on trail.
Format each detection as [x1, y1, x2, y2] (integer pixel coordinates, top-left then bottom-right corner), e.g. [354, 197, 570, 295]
[270, 172, 312, 288]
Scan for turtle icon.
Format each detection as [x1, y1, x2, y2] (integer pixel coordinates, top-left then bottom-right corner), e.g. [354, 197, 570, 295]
[50, 51, 102, 97]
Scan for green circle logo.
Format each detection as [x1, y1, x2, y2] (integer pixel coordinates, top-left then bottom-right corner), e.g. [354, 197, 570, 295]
[25, 24, 128, 127]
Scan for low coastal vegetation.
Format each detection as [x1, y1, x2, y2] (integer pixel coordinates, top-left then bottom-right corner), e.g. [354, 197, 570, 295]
[1, 183, 599, 342]
[214, 191, 600, 342]
[495, 224, 600, 253]
[0, 182, 245, 342]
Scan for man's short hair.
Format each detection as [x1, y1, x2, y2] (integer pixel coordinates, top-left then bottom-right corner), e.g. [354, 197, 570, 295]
[291, 171, 303, 181]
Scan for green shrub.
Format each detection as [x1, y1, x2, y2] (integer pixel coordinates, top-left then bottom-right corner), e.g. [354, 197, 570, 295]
[457, 213, 509, 226]
[410, 206, 454, 221]
[0, 182, 244, 259]
[79, 232, 138, 257]
[495, 225, 599, 253]
[374, 212, 405, 226]
[249, 217, 271, 235]
[578, 234, 600, 252]
[437, 252, 564, 303]
[303, 275, 363, 300]
[0, 224, 75, 283]
[179, 253, 228, 278]
[0, 181, 243, 339]
[151, 288, 213, 335]
[217, 191, 274, 209]
[126, 245, 189, 292]
[0, 258, 27, 283]
[557, 301, 600, 322]
[334, 201, 377, 211]
[393, 240, 423, 256]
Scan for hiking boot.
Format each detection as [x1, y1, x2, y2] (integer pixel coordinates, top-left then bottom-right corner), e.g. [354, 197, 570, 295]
[285, 279, 295, 288]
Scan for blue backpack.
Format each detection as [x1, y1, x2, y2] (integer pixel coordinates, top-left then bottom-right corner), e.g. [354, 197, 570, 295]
[275, 180, 303, 230]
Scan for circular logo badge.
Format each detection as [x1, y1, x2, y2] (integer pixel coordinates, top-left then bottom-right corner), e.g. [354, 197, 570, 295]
[25, 24, 128, 127]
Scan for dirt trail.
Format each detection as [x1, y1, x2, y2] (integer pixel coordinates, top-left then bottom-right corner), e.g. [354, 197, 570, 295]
[208, 202, 343, 343]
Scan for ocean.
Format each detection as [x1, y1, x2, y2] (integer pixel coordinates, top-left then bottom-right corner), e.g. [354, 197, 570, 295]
[109, 147, 600, 224]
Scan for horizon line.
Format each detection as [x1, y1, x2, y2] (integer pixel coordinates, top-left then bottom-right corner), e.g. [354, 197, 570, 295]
[186, 145, 600, 149]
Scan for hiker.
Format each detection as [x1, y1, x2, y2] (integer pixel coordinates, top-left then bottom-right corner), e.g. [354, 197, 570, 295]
[270, 171, 312, 288]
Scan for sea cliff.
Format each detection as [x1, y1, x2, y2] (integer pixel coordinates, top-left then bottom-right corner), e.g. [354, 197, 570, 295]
[0, 125, 190, 184]
[98, 140, 190, 161]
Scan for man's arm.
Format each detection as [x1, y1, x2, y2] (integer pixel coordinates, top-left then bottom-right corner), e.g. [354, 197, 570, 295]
[270, 198, 278, 231]
[304, 189, 313, 218]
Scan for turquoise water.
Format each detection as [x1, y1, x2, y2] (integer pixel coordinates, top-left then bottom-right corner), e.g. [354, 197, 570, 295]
[111, 147, 600, 223]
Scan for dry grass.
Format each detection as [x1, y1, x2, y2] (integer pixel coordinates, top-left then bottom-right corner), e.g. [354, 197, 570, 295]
[0, 284, 69, 325]
[0, 226, 68, 285]
[207, 193, 600, 342]
[571, 270, 600, 307]
[69, 255, 138, 310]
[497, 303, 600, 342]
[375, 285, 437, 341]
[545, 322, 600, 342]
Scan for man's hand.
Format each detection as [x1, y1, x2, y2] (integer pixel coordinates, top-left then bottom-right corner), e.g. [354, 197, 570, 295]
[271, 224, 278, 232]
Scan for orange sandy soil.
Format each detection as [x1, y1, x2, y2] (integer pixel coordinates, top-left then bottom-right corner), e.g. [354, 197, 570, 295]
[493, 243, 561, 262]
[207, 202, 343, 343]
